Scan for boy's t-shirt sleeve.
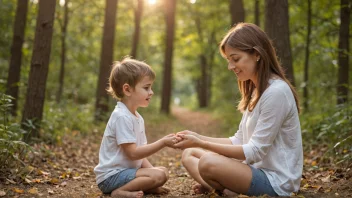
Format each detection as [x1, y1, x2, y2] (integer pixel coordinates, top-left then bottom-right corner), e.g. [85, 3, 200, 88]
[114, 115, 137, 145]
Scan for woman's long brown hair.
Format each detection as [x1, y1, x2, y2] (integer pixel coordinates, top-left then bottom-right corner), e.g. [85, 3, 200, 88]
[219, 23, 300, 113]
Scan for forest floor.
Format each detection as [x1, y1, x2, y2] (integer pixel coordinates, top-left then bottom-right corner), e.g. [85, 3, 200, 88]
[0, 107, 351, 198]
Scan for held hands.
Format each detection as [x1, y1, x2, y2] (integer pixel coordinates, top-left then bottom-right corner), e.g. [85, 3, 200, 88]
[161, 130, 203, 150]
[173, 133, 203, 149]
[162, 133, 183, 148]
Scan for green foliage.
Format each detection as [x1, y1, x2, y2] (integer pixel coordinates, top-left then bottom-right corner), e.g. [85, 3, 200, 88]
[40, 100, 98, 144]
[0, 0, 16, 78]
[0, 92, 33, 178]
[301, 102, 352, 166]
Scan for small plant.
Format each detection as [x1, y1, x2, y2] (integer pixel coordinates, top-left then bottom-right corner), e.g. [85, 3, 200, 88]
[0, 93, 34, 180]
[301, 102, 352, 167]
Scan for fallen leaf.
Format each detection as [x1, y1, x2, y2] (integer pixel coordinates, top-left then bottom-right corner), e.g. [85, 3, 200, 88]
[38, 170, 50, 176]
[6, 178, 16, 184]
[302, 183, 310, 189]
[33, 178, 42, 183]
[311, 173, 321, 179]
[311, 185, 322, 192]
[12, 188, 24, 194]
[311, 161, 317, 166]
[60, 181, 67, 187]
[49, 178, 59, 185]
[28, 187, 38, 194]
[47, 189, 55, 195]
[300, 178, 308, 186]
[324, 188, 332, 193]
[321, 175, 331, 183]
[73, 176, 82, 180]
[0, 190, 6, 197]
[24, 177, 32, 184]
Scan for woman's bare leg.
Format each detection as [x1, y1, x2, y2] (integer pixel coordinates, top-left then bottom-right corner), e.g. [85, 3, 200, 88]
[198, 152, 252, 194]
[181, 148, 212, 194]
[111, 167, 168, 197]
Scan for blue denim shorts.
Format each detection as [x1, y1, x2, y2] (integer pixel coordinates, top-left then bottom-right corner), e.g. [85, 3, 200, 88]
[98, 168, 138, 194]
[246, 166, 278, 197]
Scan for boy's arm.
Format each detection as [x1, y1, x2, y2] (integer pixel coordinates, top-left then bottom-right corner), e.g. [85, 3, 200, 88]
[121, 134, 175, 161]
[177, 130, 232, 144]
[142, 158, 153, 168]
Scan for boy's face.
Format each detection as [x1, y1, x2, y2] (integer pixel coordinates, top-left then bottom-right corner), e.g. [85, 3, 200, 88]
[130, 76, 154, 108]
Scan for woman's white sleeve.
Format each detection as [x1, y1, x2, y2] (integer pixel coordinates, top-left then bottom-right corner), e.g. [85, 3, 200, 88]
[229, 113, 245, 145]
[242, 88, 291, 164]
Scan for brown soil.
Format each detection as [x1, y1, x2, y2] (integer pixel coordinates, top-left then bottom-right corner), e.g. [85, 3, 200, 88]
[0, 107, 351, 198]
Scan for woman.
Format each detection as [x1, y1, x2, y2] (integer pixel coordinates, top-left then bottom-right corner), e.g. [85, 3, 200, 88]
[174, 23, 303, 197]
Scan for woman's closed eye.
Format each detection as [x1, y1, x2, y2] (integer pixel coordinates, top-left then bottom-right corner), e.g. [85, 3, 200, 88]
[232, 57, 239, 62]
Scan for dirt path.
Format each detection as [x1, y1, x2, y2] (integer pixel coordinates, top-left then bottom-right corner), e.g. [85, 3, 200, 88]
[1, 107, 351, 197]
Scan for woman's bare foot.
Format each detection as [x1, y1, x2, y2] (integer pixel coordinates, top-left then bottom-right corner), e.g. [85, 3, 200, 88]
[192, 184, 210, 194]
[146, 186, 170, 195]
[111, 190, 144, 198]
[223, 189, 238, 197]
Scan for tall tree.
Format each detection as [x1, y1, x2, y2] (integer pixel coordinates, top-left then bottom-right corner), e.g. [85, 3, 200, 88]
[161, 0, 176, 114]
[229, 0, 245, 26]
[6, 0, 29, 116]
[131, 0, 143, 58]
[255, 0, 260, 26]
[95, 0, 118, 120]
[264, 0, 295, 85]
[56, 0, 70, 103]
[337, 0, 350, 104]
[21, 0, 56, 140]
[303, 0, 312, 110]
[186, 3, 217, 108]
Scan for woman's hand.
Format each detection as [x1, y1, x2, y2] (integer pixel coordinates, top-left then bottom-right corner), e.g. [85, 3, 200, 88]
[176, 130, 199, 138]
[173, 134, 204, 149]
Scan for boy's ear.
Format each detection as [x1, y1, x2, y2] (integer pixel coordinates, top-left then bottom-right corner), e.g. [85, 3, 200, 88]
[122, 83, 133, 96]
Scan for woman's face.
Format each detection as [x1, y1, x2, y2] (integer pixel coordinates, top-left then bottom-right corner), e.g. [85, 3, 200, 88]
[224, 45, 259, 84]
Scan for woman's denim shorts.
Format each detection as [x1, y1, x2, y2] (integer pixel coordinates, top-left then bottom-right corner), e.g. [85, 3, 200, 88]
[246, 166, 278, 197]
[98, 168, 138, 194]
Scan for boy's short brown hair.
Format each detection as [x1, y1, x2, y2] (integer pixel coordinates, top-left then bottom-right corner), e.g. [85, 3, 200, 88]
[107, 58, 155, 100]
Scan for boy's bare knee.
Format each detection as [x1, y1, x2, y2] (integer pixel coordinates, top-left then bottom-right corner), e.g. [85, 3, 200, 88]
[152, 169, 168, 186]
[155, 166, 169, 180]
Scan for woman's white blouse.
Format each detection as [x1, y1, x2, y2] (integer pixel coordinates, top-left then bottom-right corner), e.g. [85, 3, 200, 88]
[229, 79, 303, 196]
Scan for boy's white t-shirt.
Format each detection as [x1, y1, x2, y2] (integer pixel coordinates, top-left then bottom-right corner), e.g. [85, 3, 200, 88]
[229, 79, 303, 196]
[94, 102, 147, 185]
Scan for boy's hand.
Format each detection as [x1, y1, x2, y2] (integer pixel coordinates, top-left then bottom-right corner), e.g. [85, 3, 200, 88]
[162, 134, 183, 148]
[173, 134, 203, 149]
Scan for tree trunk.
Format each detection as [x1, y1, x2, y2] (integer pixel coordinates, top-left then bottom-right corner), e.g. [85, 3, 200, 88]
[161, 0, 176, 114]
[255, 0, 260, 26]
[197, 54, 209, 108]
[229, 0, 245, 27]
[337, 0, 350, 104]
[56, 0, 69, 103]
[95, 0, 118, 120]
[131, 0, 143, 59]
[303, 0, 312, 111]
[6, 0, 29, 116]
[21, 0, 56, 140]
[264, 0, 295, 85]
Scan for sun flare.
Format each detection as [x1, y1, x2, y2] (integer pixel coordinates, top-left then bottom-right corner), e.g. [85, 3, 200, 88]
[148, 0, 156, 5]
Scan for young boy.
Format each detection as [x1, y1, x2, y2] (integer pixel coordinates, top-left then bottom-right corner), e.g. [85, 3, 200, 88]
[94, 58, 177, 198]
